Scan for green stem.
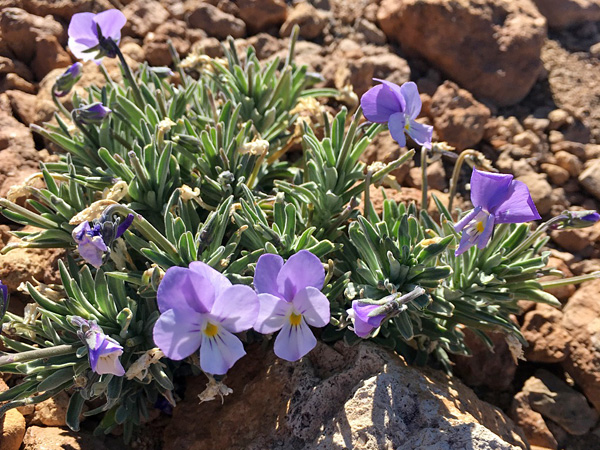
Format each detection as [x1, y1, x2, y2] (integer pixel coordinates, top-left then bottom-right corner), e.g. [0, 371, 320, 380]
[51, 86, 72, 118]
[539, 271, 600, 289]
[448, 149, 480, 213]
[0, 344, 77, 366]
[112, 43, 144, 108]
[420, 146, 428, 216]
[504, 217, 564, 260]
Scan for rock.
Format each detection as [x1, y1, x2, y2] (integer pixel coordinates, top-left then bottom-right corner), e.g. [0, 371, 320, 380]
[452, 329, 517, 392]
[430, 81, 491, 150]
[377, 0, 547, 106]
[550, 220, 600, 254]
[579, 159, 600, 200]
[541, 163, 570, 186]
[122, 0, 170, 37]
[0, 73, 36, 94]
[0, 378, 26, 450]
[551, 141, 586, 159]
[30, 392, 70, 427]
[19, 0, 111, 21]
[31, 35, 71, 80]
[280, 2, 328, 40]
[562, 279, 600, 413]
[361, 132, 413, 185]
[163, 342, 527, 450]
[0, 8, 64, 63]
[512, 130, 542, 157]
[407, 160, 447, 191]
[236, 0, 287, 34]
[548, 108, 572, 130]
[523, 116, 550, 133]
[516, 173, 553, 215]
[143, 20, 194, 67]
[585, 144, 600, 160]
[554, 150, 582, 177]
[522, 304, 571, 363]
[511, 391, 558, 449]
[187, 2, 246, 39]
[6, 90, 55, 126]
[531, 0, 600, 29]
[22, 426, 117, 450]
[540, 257, 576, 302]
[522, 370, 599, 435]
[0, 55, 34, 81]
[0, 228, 64, 291]
[354, 18, 387, 45]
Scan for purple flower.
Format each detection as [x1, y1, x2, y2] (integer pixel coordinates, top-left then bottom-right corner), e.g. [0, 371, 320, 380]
[115, 214, 134, 239]
[361, 79, 433, 149]
[347, 301, 386, 338]
[68, 10, 126, 62]
[0, 280, 8, 320]
[72, 103, 111, 125]
[72, 222, 107, 268]
[549, 210, 600, 230]
[153, 262, 259, 375]
[54, 62, 83, 97]
[455, 169, 541, 255]
[72, 316, 125, 376]
[253, 251, 330, 361]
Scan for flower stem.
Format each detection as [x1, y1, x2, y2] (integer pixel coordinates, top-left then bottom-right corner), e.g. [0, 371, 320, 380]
[0, 344, 77, 366]
[539, 271, 600, 289]
[448, 149, 480, 213]
[420, 146, 428, 215]
[51, 86, 72, 118]
[111, 42, 144, 108]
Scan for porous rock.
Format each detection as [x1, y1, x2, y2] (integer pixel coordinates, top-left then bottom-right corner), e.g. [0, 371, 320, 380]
[579, 159, 600, 201]
[236, 0, 287, 34]
[30, 392, 71, 427]
[511, 391, 558, 449]
[22, 426, 118, 450]
[430, 80, 491, 150]
[377, 0, 547, 106]
[187, 2, 246, 39]
[122, 0, 170, 37]
[163, 343, 527, 450]
[531, 0, 600, 29]
[280, 2, 328, 40]
[522, 304, 571, 363]
[0, 379, 26, 450]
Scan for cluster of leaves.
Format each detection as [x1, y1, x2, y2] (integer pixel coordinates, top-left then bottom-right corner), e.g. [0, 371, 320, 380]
[0, 32, 562, 440]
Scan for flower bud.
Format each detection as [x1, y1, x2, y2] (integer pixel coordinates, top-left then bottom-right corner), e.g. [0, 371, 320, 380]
[550, 210, 600, 230]
[72, 102, 111, 125]
[54, 62, 83, 97]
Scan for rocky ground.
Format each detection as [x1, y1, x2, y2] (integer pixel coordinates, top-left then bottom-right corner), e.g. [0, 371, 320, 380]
[1, 0, 600, 449]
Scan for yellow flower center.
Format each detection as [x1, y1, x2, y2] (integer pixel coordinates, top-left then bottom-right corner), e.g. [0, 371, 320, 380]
[204, 322, 219, 338]
[289, 313, 302, 326]
[476, 221, 485, 233]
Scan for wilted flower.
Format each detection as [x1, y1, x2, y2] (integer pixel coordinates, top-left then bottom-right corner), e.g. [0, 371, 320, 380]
[455, 169, 541, 255]
[347, 302, 386, 338]
[253, 251, 330, 361]
[72, 316, 125, 376]
[152, 262, 259, 375]
[549, 210, 600, 230]
[0, 280, 8, 320]
[72, 103, 111, 125]
[68, 10, 126, 62]
[72, 214, 133, 268]
[54, 62, 83, 97]
[361, 79, 433, 149]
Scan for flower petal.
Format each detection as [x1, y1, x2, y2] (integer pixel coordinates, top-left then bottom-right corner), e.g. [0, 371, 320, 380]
[211, 285, 259, 333]
[406, 119, 433, 149]
[470, 169, 513, 212]
[157, 267, 216, 314]
[493, 180, 541, 223]
[153, 309, 203, 360]
[253, 253, 284, 296]
[352, 301, 386, 327]
[347, 304, 381, 338]
[387, 112, 407, 147]
[361, 83, 403, 123]
[95, 353, 125, 376]
[188, 261, 232, 299]
[455, 231, 476, 256]
[292, 287, 330, 328]
[276, 250, 325, 300]
[273, 319, 316, 361]
[454, 206, 482, 232]
[476, 214, 495, 249]
[68, 12, 98, 43]
[199, 328, 246, 375]
[400, 82, 422, 119]
[254, 293, 289, 334]
[93, 9, 126, 41]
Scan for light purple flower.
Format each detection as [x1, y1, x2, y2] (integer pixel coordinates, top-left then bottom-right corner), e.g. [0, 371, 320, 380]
[72, 103, 111, 125]
[361, 79, 433, 149]
[68, 10, 126, 62]
[0, 280, 8, 320]
[253, 251, 330, 361]
[455, 169, 541, 255]
[153, 262, 259, 375]
[346, 301, 386, 338]
[72, 316, 125, 376]
[54, 62, 83, 97]
[72, 222, 107, 268]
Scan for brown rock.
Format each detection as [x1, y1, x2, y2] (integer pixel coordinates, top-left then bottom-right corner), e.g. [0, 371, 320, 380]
[361, 132, 413, 185]
[430, 80, 491, 150]
[31, 35, 71, 80]
[0, 55, 34, 81]
[334, 56, 374, 97]
[550, 220, 600, 254]
[237, 0, 287, 34]
[6, 90, 55, 126]
[19, 0, 111, 21]
[163, 343, 527, 450]
[522, 304, 571, 363]
[562, 279, 600, 413]
[579, 159, 600, 200]
[0, 8, 64, 63]
[187, 2, 246, 39]
[512, 130, 543, 157]
[555, 150, 582, 178]
[531, 0, 600, 28]
[523, 370, 599, 435]
[22, 426, 116, 450]
[30, 392, 70, 427]
[377, 0, 547, 106]
[407, 160, 447, 191]
[541, 256, 577, 302]
[354, 18, 387, 45]
[551, 140, 586, 159]
[517, 173, 553, 215]
[541, 163, 570, 186]
[1, 409, 26, 450]
[280, 2, 328, 39]
[0, 73, 36, 94]
[123, 0, 170, 37]
[511, 391, 558, 449]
